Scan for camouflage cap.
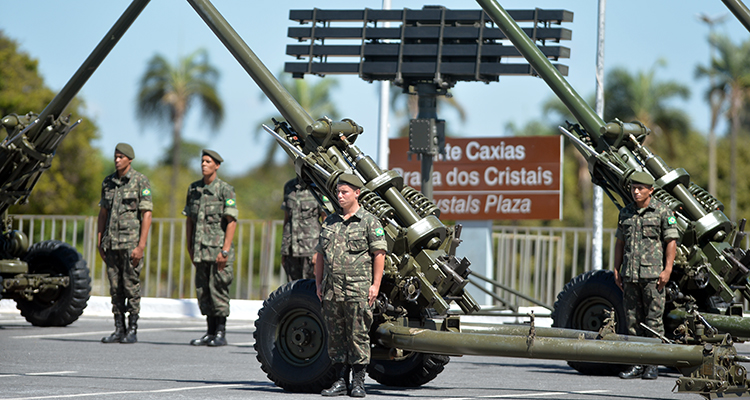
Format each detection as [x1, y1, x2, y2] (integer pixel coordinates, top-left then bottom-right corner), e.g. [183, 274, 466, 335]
[115, 142, 135, 160]
[202, 149, 223, 164]
[338, 173, 363, 189]
[630, 171, 654, 186]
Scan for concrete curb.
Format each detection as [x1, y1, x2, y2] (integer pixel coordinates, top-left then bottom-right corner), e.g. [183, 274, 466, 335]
[0, 296, 265, 321]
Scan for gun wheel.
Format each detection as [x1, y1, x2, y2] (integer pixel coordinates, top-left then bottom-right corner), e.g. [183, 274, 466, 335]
[551, 269, 628, 376]
[254, 279, 335, 393]
[368, 352, 449, 387]
[15, 240, 91, 327]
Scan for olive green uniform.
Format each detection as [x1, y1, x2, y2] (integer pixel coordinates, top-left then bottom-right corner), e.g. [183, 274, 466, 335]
[316, 207, 387, 365]
[99, 168, 152, 316]
[183, 178, 238, 317]
[281, 177, 324, 280]
[616, 198, 679, 337]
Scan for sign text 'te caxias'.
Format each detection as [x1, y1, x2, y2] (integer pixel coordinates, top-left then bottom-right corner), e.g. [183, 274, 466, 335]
[389, 136, 563, 221]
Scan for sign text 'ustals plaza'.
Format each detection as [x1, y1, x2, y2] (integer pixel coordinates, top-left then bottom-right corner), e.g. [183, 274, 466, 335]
[389, 136, 563, 220]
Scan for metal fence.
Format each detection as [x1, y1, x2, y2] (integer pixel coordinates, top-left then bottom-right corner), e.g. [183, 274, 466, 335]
[14, 214, 719, 309]
[11, 215, 288, 301]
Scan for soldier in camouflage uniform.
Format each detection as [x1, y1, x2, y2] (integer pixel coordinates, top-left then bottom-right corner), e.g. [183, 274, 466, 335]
[98, 143, 153, 344]
[614, 171, 678, 380]
[281, 177, 325, 281]
[315, 173, 387, 398]
[183, 149, 238, 347]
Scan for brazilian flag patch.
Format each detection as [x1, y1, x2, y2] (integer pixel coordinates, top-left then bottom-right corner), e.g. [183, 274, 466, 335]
[142, 188, 151, 196]
[226, 198, 236, 206]
[667, 216, 676, 225]
[375, 227, 384, 237]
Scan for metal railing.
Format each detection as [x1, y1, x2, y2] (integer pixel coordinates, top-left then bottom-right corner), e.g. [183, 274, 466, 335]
[11, 215, 287, 300]
[15, 215, 746, 311]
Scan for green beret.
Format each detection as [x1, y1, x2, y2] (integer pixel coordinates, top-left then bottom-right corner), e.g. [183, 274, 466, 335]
[338, 173, 363, 189]
[115, 142, 135, 160]
[202, 149, 223, 164]
[630, 171, 654, 186]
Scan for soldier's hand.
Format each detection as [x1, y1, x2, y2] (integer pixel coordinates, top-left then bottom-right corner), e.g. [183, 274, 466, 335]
[368, 285, 379, 306]
[657, 270, 670, 291]
[98, 246, 106, 263]
[316, 283, 322, 301]
[131, 246, 144, 267]
[614, 270, 623, 291]
[216, 253, 227, 271]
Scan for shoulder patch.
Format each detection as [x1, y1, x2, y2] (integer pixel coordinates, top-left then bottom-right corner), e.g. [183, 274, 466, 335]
[142, 188, 151, 196]
[226, 198, 236, 207]
[375, 227, 384, 237]
[667, 216, 676, 225]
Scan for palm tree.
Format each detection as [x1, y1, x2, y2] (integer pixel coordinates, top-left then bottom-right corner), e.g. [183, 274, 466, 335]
[605, 60, 690, 158]
[253, 73, 339, 168]
[696, 34, 750, 221]
[136, 48, 223, 216]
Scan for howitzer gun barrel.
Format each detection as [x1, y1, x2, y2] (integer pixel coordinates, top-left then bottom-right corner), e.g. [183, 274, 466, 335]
[460, 322, 662, 344]
[29, 0, 150, 146]
[722, 0, 750, 33]
[187, 0, 314, 139]
[475, 0, 606, 146]
[375, 322, 705, 367]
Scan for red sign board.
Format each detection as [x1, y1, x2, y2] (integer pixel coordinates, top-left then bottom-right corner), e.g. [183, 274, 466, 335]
[388, 136, 562, 220]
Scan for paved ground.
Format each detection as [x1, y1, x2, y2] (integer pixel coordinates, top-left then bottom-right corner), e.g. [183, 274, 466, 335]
[0, 311, 737, 400]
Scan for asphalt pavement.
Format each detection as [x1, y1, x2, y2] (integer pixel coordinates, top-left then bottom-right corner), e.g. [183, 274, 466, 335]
[0, 309, 730, 400]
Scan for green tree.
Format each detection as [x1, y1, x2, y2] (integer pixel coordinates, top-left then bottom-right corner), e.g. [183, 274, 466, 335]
[0, 32, 102, 215]
[136, 48, 223, 217]
[253, 73, 339, 169]
[696, 34, 750, 221]
[605, 60, 691, 158]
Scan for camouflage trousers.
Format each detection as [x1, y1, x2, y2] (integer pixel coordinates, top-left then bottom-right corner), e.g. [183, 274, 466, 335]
[194, 261, 233, 317]
[623, 279, 665, 337]
[322, 299, 373, 365]
[105, 249, 142, 315]
[282, 255, 315, 281]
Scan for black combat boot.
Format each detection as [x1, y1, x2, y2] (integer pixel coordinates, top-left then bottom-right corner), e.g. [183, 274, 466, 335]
[350, 364, 367, 398]
[321, 363, 349, 396]
[207, 316, 227, 347]
[101, 314, 126, 343]
[190, 316, 216, 346]
[120, 313, 138, 344]
[642, 365, 658, 380]
[619, 365, 644, 379]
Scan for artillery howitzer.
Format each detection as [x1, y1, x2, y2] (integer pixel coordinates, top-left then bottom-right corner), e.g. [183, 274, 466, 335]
[475, 0, 750, 379]
[176, 0, 750, 397]
[0, 0, 150, 326]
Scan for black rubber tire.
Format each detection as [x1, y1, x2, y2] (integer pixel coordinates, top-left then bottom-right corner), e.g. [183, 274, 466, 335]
[254, 279, 335, 393]
[551, 269, 628, 376]
[367, 352, 449, 387]
[15, 240, 91, 327]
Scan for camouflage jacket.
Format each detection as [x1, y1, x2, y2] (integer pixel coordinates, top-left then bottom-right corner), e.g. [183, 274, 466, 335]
[99, 168, 153, 251]
[616, 198, 679, 281]
[281, 178, 324, 257]
[183, 178, 238, 263]
[316, 207, 387, 301]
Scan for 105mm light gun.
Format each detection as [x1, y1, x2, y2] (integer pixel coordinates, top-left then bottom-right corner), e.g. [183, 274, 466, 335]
[0, 0, 150, 326]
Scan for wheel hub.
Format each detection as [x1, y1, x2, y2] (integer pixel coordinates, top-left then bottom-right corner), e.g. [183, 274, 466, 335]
[278, 312, 325, 365]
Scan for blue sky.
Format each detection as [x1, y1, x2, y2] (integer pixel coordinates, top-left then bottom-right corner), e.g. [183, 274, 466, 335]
[2, 0, 748, 175]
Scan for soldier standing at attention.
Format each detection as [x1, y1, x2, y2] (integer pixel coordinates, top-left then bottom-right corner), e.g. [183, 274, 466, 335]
[280, 176, 325, 281]
[99, 143, 153, 344]
[614, 171, 678, 380]
[315, 173, 387, 398]
[184, 149, 237, 347]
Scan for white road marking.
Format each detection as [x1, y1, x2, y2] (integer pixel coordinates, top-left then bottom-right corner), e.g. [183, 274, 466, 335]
[13, 324, 256, 339]
[24, 371, 77, 376]
[4, 383, 244, 400]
